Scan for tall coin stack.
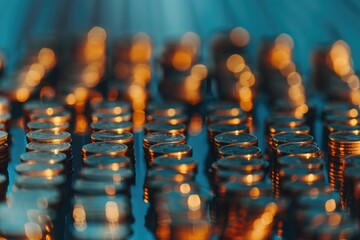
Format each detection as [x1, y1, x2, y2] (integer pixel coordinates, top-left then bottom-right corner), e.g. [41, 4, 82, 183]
[327, 132, 360, 192]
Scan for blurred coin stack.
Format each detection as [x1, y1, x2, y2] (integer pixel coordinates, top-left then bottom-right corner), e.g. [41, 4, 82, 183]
[144, 156, 202, 236]
[71, 152, 134, 239]
[159, 33, 208, 105]
[24, 100, 71, 132]
[313, 40, 360, 103]
[151, 187, 212, 240]
[294, 190, 357, 239]
[0, 130, 9, 201]
[211, 27, 256, 113]
[259, 35, 308, 119]
[146, 102, 189, 126]
[0, 96, 10, 131]
[25, 129, 73, 176]
[327, 132, 360, 192]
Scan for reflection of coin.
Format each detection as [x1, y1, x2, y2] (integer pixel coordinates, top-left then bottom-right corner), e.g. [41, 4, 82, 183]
[15, 175, 66, 189]
[27, 121, 69, 132]
[277, 156, 324, 169]
[15, 163, 64, 177]
[151, 156, 197, 173]
[345, 155, 360, 167]
[20, 151, 67, 164]
[81, 168, 134, 183]
[277, 143, 321, 156]
[72, 179, 128, 196]
[26, 130, 72, 143]
[82, 143, 128, 156]
[217, 157, 268, 172]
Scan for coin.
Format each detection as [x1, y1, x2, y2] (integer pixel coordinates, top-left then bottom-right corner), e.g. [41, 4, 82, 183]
[149, 143, 192, 161]
[82, 143, 128, 157]
[72, 179, 129, 196]
[26, 130, 72, 143]
[218, 145, 262, 159]
[91, 111, 132, 123]
[80, 168, 134, 183]
[91, 131, 133, 145]
[29, 110, 71, 123]
[0, 131, 7, 145]
[276, 143, 321, 158]
[217, 157, 268, 172]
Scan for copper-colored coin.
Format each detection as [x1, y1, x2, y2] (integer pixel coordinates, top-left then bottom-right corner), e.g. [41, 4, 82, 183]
[144, 132, 186, 146]
[26, 142, 72, 155]
[72, 179, 128, 196]
[26, 130, 72, 143]
[149, 143, 192, 158]
[151, 156, 197, 173]
[82, 143, 128, 157]
[14, 175, 66, 189]
[217, 157, 268, 172]
[277, 156, 324, 170]
[81, 168, 134, 183]
[277, 143, 321, 158]
[29, 110, 71, 123]
[215, 132, 258, 148]
[219, 145, 262, 159]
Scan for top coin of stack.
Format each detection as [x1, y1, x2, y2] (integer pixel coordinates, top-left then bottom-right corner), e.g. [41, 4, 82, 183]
[0, 96, 11, 131]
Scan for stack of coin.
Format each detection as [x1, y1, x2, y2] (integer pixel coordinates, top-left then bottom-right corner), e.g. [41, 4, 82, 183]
[148, 143, 192, 164]
[144, 122, 186, 135]
[0, 131, 9, 173]
[143, 133, 186, 164]
[214, 132, 258, 157]
[207, 109, 247, 125]
[0, 96, 10, 131]
[207, 123, 249, 152]
[91, 131, 134, 164]
[328, 132, 360, 191]
[25, 130, 73, 175]
[90, 121, 133, 133]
